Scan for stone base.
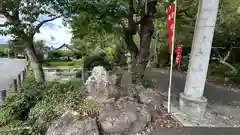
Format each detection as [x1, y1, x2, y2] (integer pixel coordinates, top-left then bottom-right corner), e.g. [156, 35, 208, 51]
[179, 92, 207, 118]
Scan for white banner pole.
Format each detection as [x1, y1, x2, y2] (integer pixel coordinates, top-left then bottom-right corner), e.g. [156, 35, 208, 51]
[167, 0, 177, 114]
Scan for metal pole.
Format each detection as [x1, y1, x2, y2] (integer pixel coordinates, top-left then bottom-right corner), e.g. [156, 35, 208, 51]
[168, 0, 177, 114]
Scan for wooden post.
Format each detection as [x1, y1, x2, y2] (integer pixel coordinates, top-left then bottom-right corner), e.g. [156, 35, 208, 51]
[17, 74, 22, 89]
[0, 90, 7, 105]
[13, 79, 18, 92]
[82, 68, 85, 84]
[22, 68, 27, 83]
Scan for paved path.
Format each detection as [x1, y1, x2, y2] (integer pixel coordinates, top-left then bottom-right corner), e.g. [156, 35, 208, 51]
[147, 68, 240, 127]
[152, 127, 240, 135]
[0, 58, 27, 90]
[148, 68, 240, 106]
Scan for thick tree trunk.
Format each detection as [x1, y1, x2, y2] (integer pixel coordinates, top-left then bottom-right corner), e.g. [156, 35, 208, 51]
[135, 1, 156, 80]
[25, 42, 45, 82]
[124, 0, 139, 58]
[123, 0, 157, 82]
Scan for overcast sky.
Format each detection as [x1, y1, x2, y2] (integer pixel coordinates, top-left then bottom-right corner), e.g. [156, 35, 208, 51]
[0, 15, 72, 48]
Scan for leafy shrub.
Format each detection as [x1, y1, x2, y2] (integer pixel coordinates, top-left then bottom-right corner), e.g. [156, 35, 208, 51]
[75, 70, 82, 78]
[0, 81, 89, 135]
[113, 44, 127, 66]
[83, 54, 113, 71]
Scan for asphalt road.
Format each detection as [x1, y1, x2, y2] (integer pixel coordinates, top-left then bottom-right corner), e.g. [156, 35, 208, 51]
[0, 58, 27, 91]
[152, 127, 240, 135]
[147, 68, 240, 106]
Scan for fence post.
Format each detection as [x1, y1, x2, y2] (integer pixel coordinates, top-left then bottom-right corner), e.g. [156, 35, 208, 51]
[0, 90, 7, 105]
[82, 68, 85, 84]
[17, 73, 22, 89]
[13, 79, 18, 92]
[21, 68, 27, 84]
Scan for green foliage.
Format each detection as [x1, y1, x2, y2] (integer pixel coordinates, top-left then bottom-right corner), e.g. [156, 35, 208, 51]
[8, 39, 26, 56]
[75, 70, 82, 78]
[71, 32, 122, 58]
[0, 0, 70, 35]
[0, 46, 8, 57]
[43, 59, 81, 67]
[70, 0, 126, 38]
[0, 81, 87, 135]
[48, 50, 76, 60]
[83, 54, 113, 71]
[113, 43, 128, 66]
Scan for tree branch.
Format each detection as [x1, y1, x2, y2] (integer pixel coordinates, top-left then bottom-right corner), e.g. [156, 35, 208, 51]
[35, 15, 62, 33]
[0, 22, 9, 27]
[223, 47, 233, 62]
[0, 10, 14, 23]
[213, 48, 223, 60]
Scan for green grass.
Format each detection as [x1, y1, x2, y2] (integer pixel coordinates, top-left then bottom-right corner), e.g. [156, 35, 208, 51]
[43, 59, 82, 68]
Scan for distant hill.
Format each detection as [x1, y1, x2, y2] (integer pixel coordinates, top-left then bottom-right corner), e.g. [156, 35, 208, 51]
[0, 44, 7, 46]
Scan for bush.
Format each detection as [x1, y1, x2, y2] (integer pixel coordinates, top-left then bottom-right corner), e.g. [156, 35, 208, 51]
[75, 70, 82, 78]
[0, 81, 91, 135]
[83, 54, 113, 71]
[113, 44, 127, 66]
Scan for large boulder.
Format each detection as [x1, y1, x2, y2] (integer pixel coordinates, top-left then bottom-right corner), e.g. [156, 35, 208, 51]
[139, 88, 163, 111]
[45, 111, 100, 135]
[85, 66, 117, 102]
[98, 97, 151, 134]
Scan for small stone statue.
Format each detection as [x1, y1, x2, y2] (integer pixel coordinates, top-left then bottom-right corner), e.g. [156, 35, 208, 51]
[125, 52, 132, 72]
[121, 52, 133, 92]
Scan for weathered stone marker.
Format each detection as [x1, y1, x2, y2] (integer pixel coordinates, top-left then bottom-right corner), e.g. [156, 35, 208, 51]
[85, 66, 117, 102]
[121, 52, 133, 91]
[179, 0, 219, 118]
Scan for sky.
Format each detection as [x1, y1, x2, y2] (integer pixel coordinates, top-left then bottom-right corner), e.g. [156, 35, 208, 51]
[0, 15, 72, 48]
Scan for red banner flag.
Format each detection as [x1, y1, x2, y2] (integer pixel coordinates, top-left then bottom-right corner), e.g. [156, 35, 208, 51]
[175, 45, 182, 65]
[166, 0, 176, 56]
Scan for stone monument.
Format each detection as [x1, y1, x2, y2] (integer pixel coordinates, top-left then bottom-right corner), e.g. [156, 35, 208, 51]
[85, 66, 117, 102]
[179, 0, 219, 118]
[120, 52, 133, 91]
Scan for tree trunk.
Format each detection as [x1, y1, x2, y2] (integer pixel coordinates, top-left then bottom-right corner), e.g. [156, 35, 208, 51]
[25, 42, 45, 82]
[219, 60, 237, 73]
[124, 0, 139, 58]
[135, 1, 156, 80]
